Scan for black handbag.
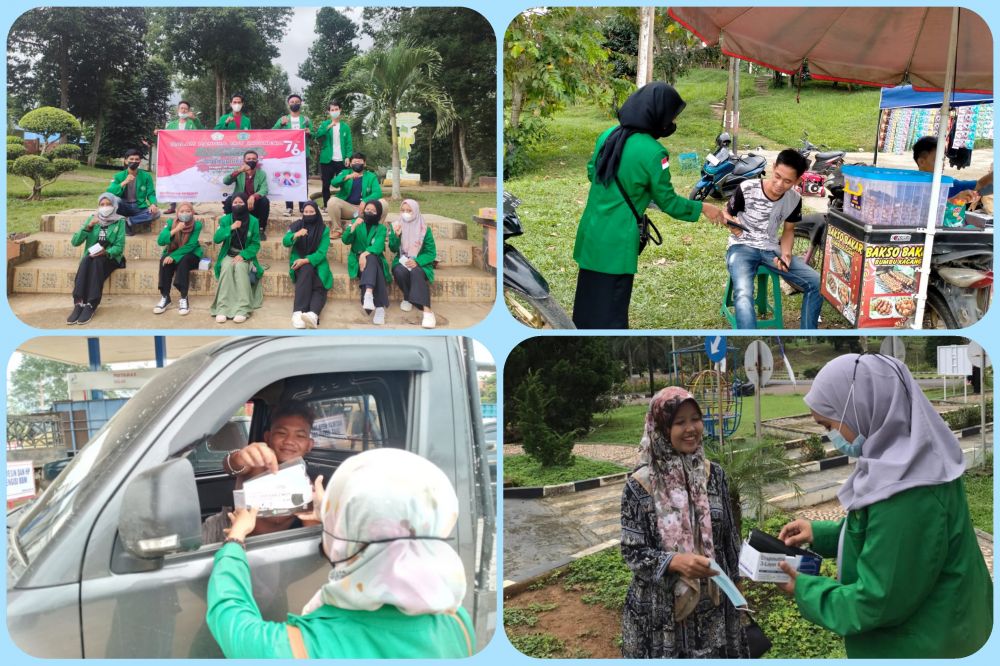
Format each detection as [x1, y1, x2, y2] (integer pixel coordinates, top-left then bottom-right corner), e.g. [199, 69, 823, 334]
[745, 615, 772, 658]
[614, 176, 662, 255]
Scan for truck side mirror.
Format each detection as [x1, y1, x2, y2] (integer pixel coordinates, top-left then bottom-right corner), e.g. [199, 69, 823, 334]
[118, 458, 202, 558]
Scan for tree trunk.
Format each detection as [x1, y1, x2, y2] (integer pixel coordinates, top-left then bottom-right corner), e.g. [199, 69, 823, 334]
[57, 35, 70, 110]
[636, 7, 655, 86]
[88, 104, 105, 168]
[456, 121, 472, 187]
[451, 129, 462, 186]
[30, 176, 44, 201]
[646, 338, 655, 398]
[214, 70, 223, 122]
[389, 109, 401, 200]
[509, 85, 523, 130]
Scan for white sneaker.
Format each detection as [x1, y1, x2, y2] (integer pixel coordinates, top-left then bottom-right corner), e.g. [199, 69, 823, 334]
[422, 311, 437, 329]
[233, 314, 247, 323]
[292, 311, 305, 329]
[303, 312, 319, 329]
[215, 314, 227, 323]
[372, 307, 386, 325]
[362, 291, 375, 313]
[153, 296, 170, 314]
[399, 300, 413, 312]
[178, 298, 190, 315]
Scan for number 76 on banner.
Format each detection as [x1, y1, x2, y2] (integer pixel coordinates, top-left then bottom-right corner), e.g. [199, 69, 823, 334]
[283, 140, 302, 155]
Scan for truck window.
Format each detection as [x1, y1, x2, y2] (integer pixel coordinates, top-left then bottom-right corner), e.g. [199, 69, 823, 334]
[310, 393, 385, 451]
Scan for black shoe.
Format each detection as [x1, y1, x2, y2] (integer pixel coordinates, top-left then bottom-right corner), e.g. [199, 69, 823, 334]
[260, 231, 268, 241]
[76, 303, 96, 325]
[125, 222, 135, 237]
[67, 303, 84, 325]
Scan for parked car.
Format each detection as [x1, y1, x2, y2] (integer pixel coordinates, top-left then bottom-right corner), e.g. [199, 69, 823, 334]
[7, 336, 495, 657]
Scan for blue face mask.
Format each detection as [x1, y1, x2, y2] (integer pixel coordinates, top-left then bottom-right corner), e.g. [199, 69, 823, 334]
[708, 559, 748, 609]
[829, 429, 865, 457]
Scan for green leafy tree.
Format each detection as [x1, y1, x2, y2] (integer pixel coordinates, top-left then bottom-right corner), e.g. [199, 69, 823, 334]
[706, 438, 800, 533]
[335, 42, 455, 199]
[8, 357, 92, 414]
[480, 373, 497, 403]
[7, 141, 27, 161]
[11, 107, 81, 199]
[150, 7, 293, 121]
[99, 58, 172, 161]
[516, 371, 577, 467]
[298, 8, 359, 118]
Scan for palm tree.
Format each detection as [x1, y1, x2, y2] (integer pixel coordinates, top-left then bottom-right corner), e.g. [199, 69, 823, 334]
[334, 41, 455, 200]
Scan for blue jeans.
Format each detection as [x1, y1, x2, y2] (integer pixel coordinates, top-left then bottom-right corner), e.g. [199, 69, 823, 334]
[117, 201, 157, 227]
[726, 244, 822, 329]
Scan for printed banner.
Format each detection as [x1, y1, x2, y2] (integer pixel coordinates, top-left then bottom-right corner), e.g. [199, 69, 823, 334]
[155, 129, 308, 202]
[7, 460, 36, 502]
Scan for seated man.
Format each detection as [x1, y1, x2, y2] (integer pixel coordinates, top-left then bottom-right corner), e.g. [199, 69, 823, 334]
[327, 152, 384, 235]
[222, 150, 271, 240]
[107, 148, 160, 236]
[912, 135, 993, 202]
[202, 401, 319, 543]
[724, 148, 821, 329]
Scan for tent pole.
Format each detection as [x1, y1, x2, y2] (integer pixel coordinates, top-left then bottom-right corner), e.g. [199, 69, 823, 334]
[912, 7, 959, 330]
[873, 108, 883, 166]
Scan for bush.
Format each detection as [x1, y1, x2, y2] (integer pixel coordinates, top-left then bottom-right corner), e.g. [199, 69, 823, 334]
[802, 365, 821, 379]
[504, 116, 550, 178]
[941, 402, 994, 430]
[10, 153, 80, 200]
[7, 135, 25, 145]
[50, 144, 82, 160]
[18, 107, 81, 150]
[516, 371, 577, 467]
[800, 434, 826, 462]
[7, 143, 27, 161]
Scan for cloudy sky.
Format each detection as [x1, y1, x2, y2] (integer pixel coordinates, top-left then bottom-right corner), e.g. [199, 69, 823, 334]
[275, 7, 367, 93]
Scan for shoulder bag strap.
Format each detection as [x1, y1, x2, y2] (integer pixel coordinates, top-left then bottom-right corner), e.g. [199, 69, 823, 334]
[448, 611, 474, 656]
[286, 624, 309, 659]
[613, 176, 662, 249]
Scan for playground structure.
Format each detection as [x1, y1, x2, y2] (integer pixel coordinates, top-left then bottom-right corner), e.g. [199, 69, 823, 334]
[687, 369, 744, 439]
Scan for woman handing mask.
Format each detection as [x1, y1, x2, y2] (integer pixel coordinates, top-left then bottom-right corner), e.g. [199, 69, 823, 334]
[775, 353, 991, 658]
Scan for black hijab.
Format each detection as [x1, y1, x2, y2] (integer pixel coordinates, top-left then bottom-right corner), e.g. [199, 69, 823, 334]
[363, 199, 383, 233]
[594, 82, 686, 186]
[229, 192, 251, 248]
[291, 204, 325, 255]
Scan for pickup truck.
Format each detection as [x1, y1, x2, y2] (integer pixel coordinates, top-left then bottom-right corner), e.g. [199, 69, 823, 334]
[7, 336, 495, 657]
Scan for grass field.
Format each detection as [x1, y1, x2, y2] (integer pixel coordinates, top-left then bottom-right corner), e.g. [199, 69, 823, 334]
[504, 69, 891, 329]
[6, 165, 494, 243]
[503, 454, 627, 487]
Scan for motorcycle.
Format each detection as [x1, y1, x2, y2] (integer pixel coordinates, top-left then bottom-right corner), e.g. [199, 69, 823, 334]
[502, 191, 575, 328]
[796, 131, 847, 197]
[793, 167, 993, 328]
[689, 132, 767, 201]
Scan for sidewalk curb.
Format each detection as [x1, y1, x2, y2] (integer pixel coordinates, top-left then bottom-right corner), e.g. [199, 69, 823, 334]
[503, 472, 628, 499]
[503, 539, 621, 599]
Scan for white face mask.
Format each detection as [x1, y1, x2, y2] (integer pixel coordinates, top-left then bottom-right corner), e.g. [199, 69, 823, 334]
[330, 110, 341, 119]
[178, 110, 188, 118]
[99, 205, 115, 217]
[231, 103, 243, 112]
[400, 212, 414, 223]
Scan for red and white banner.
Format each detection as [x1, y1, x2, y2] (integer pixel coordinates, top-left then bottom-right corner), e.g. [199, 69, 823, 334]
[155, 129, 308, 202]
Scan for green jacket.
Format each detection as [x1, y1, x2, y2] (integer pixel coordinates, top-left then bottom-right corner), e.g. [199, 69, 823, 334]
[795, 478, 992, 658]
[70, 217, 126, 265]
[330, 169, 382, 204]
[316, 119, 353, 164]
[156, 219, 204, 261]
[342, 220, 391, 282]
[273, 115, 313, 162]
[388, 226, 436, 282]
[213, 214, 264, 279]
[222, 169, 269, 198]
[206, 542, 475, 658]
[215, 113, 251, 130]
[573, 126, 703, 275]
[165, 117, 204, 130]
[283, 226, 333, 289]
[107, 169, 157, 208]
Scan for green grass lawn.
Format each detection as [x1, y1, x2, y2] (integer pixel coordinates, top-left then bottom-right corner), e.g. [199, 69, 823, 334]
[964, 471, 993, 534]
[7, 165, 494, 243]
[503, 68, 867, 328]
[503, 454, 626, 487]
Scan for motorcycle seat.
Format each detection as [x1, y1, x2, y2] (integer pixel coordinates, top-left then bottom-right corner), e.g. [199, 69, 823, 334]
[815, 150, 845, 160]
[733, 154, 766, 176]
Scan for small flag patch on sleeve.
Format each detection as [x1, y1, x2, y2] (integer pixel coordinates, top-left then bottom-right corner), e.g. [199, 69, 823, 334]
[661, 156, 670, 170]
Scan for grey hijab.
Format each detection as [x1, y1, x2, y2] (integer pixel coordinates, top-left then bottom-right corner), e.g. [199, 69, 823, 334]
[96, 192, 124, 226]
[804, 353, 965, 512]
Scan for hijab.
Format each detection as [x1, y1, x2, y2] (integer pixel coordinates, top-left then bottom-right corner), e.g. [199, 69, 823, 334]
[399, 199, 428, 257]
[363, 199, 383, 234]
[804, 353, 965, 512]
[228, 192, 251, 248]
[302, 448, 467, 616]
[290, 203, 325, 256]
[634, 386, 718, 621]
[594, 82, 686, 186]
[95, 192, 124, 227]
[168, 202, 196, 253]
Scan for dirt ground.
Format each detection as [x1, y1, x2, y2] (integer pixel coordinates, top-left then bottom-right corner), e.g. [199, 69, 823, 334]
[505, 584, 622, 659]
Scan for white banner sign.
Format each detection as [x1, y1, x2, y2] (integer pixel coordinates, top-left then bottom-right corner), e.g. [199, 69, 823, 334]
[7, 460, 36, 501]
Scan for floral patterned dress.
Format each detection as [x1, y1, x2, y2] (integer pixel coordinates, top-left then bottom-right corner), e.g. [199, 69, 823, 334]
[620, 461, 748, 658]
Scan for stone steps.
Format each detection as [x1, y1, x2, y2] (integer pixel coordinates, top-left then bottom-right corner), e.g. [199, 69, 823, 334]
[24, 231, 477, 267]
[41, 208, 471, 240]
[11, 257, 496, 303]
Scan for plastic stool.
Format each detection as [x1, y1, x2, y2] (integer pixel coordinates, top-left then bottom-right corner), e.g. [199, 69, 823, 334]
[721, 264, 784, 329]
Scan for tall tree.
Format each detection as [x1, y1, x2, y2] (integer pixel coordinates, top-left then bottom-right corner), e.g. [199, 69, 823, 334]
[298, 8, 359, 118]
[100, 58, 172, 161]
[335, 42, 455, 199]
[150, 7, 292, 121]
[8, 357, 95, 414]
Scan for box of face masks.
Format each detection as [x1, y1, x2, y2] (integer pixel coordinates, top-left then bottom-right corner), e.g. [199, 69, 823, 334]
[738, 529, 823, 583]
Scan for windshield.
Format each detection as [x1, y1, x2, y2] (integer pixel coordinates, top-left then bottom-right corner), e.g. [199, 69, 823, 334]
[13, 349, 210, 564]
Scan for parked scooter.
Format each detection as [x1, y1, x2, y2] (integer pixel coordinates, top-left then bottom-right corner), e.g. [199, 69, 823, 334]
[797, 131, 847, 175]
[794, 166, 993, 328]
[689, 132, 767, 201]
[503, 191, 575, 328]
